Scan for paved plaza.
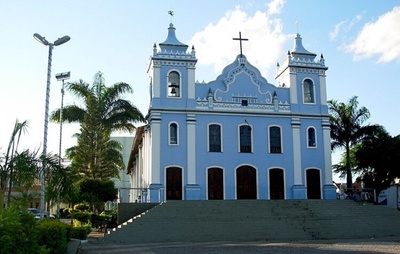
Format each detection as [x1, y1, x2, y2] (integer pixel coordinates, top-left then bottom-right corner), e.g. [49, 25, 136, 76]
[80, 237, 400, 254]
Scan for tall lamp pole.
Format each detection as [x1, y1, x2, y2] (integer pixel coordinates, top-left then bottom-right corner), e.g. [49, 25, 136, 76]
[55, 71, 70, 218]
[33, 33, 70, 217]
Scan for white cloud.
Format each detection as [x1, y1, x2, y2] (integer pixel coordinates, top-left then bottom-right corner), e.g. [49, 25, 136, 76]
[345, 6, 400, 63]
[330, 20, 346, 41]
[330, 15, 362, 41]
[267, 0, 285, 15]
[189, 5, 289, 81]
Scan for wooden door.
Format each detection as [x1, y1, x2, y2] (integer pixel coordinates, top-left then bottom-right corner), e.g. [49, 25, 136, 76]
[307, 169, 321, 199]
[269, 168, 284, 199]
[236, 166, 257, 199]
[166, 167, 182, 200]
[208, 168, 223, 200]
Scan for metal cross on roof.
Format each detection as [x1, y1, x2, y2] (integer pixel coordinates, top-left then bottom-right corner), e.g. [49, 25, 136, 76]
[233, 32, 248, 58]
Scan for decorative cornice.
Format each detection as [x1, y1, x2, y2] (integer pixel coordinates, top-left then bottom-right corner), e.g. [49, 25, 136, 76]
[196, 97, 290, 112]
[153, 60, 197, 68]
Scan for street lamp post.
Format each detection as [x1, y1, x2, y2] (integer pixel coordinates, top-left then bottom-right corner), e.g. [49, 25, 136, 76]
[55, 71, 70, 218]
[33, 33, 70, 218]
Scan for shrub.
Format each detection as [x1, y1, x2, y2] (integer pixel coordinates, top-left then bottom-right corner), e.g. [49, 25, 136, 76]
[0, 206, 43, 254]
[71, 210, 91, 222]
[91, 212, 110, 228]
[71, 226, 88, 240]
[74, 203, 90, 211]
[37, 220, 68, 254]
[60, 207, 71, 218]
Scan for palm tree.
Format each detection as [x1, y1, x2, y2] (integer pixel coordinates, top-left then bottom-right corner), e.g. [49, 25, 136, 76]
[50, 72, 145, 179]
[328, 96, 378, 189]
[0, 120, 29, 209]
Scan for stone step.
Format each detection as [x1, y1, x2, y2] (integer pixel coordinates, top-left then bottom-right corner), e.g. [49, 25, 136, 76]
[104, 200, 400, 243]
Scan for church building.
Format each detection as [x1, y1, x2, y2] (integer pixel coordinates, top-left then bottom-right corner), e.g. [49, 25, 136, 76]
[127, 23, 336, 202]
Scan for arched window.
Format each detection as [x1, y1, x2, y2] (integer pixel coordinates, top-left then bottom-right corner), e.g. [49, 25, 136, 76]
[208, 124, 222, 152]
[168, 71, 180, 97]
[307, 127, 316, 147]
[269, 126, 282, 153]
[169, 122, 178, 145]
[303, 79, 315, 103]
[239, 125, 252, 153]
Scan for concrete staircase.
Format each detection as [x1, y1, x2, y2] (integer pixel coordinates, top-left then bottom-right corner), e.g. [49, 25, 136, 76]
[103, 200, 400, 243]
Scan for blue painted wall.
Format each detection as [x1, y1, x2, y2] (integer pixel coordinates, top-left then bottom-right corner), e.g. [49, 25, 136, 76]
[140, 23, 336, 201]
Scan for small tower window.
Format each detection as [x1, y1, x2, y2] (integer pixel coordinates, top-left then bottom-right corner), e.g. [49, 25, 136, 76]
[169, 122, 178, 145]
[303, 79, 315, 103]
[168, 71, 180, 97]
[307, 127, 317, 147]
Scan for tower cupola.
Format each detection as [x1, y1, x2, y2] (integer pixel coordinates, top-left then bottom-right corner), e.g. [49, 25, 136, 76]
[291, 33, 317, 61]
[159, 23, 188, 54]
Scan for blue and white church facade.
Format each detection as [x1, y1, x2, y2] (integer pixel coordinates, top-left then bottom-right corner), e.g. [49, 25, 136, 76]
[127, 23, 336, 202]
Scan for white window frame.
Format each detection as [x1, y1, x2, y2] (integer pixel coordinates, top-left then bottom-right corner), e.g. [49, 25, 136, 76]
[302, 78, 315, 104]
[168, 122, 179, 145]
[307, 126, 317, 148]
[238, 124, 253, 153]
[167, 70, 182, 98]
[207, 123, 223, 152]
[268, 125, 283, 154]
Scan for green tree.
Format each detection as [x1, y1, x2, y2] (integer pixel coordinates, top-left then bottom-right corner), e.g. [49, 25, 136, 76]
[332, 145, 359, 180]
[78, 178, 117, 212]
[328, 96, 379, 188]
[44, 156, 77, 210]
[1, 120, 71, 210]
[50, 72, 144, 179]
[0, 120, 29, 209]
[353, 128, 400, 199]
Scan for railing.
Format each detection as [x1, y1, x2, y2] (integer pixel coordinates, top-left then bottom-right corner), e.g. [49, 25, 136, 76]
[118, 187, 165, 203]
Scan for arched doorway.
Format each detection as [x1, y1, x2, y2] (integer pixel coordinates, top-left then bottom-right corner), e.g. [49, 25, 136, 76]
[207, 167, 223, 200]
[166, 167, 182, 200]
[306, 169, 321, 199]
[269, 168, 284, 199]
[236, 166, 257, 199]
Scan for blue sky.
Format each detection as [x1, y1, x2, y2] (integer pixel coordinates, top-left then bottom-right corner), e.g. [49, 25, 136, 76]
[1, 1, 399, 182]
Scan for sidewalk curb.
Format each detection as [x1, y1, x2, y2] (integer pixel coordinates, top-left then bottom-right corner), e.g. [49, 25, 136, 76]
[66, 239, 82, 254]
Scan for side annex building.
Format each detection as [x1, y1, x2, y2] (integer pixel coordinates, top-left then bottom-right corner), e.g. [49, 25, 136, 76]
[126, 23, 336, 202]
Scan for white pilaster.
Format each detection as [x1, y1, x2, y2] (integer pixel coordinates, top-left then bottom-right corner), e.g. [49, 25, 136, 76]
[188, 67, 196, 99]
[289, 69, 298, 104]
[151, 117, 161, 183]
[319, 72, 327, 105]
[322, 119, 332, 184]
[291, 117, 302, 184]
[153, 66, 160, 98]
[187, 114, 196, 184]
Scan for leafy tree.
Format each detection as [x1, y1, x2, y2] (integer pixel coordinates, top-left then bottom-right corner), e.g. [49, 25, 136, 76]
[332, 146, 359, 180]
[1, 120, 73, 210]
[0, 120, 29, 209]
[78, 178, 117, 212]
[8, 149, 40, 191]
[328, 96, 379, 188]
[50, 72, 144, 179]
[353, 128, 400, 199]
[44, 157, 77, 210]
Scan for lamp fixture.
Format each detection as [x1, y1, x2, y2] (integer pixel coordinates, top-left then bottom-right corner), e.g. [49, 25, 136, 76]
[55, 71, 71, 81]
